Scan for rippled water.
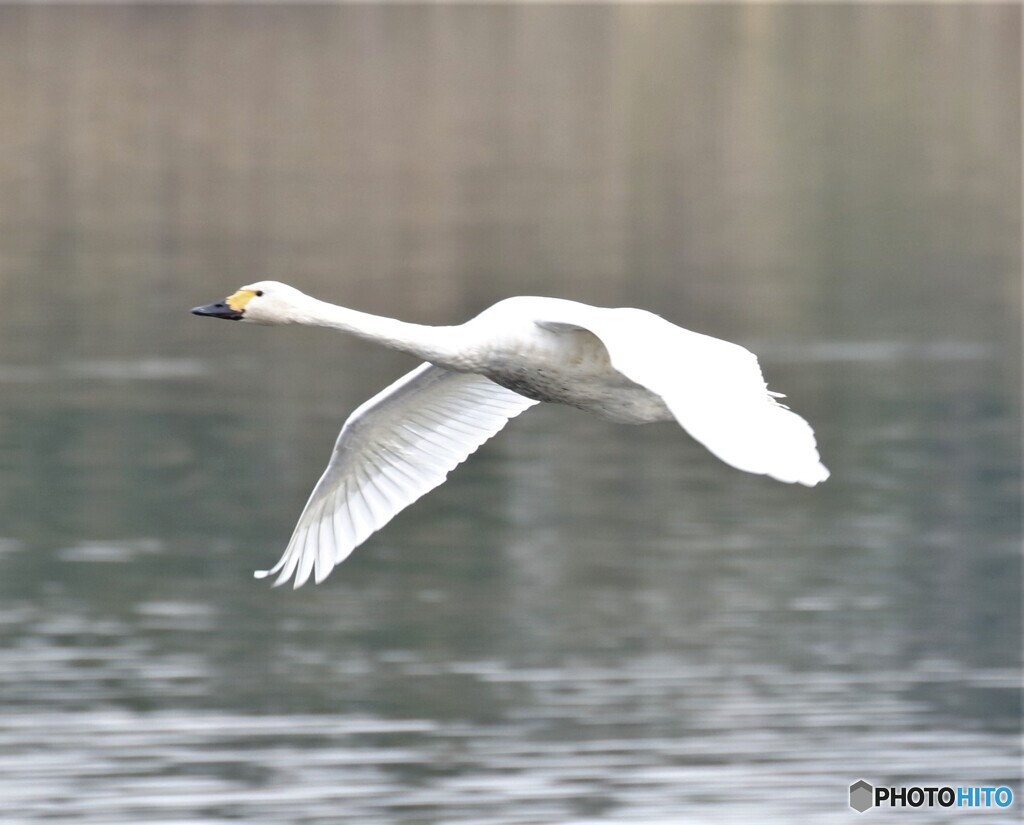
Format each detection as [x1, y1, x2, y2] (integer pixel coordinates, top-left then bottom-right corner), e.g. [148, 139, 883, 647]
[0, 4, 1020, 823]
[0, 346, 1018, 823]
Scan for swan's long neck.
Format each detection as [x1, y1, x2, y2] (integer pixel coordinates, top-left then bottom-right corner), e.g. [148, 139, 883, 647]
[289, 297, 461, 366]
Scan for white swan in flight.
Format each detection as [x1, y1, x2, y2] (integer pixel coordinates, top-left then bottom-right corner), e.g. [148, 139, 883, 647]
[193, 281, 829, 588]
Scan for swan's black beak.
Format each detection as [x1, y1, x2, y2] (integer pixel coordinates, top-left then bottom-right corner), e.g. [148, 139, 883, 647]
[192, 301, 243, 321]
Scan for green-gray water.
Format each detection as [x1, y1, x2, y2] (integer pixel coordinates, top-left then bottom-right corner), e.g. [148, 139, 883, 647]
[0, 5, 1019, 823]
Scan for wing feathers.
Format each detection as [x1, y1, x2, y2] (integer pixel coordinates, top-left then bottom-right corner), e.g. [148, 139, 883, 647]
[534, 308, 829, 487]
[255, 307, 826, 589]
[256, 364, 538, 587]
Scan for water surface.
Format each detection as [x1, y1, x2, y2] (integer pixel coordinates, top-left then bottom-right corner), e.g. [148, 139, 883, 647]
[0, 5, 1019, 823]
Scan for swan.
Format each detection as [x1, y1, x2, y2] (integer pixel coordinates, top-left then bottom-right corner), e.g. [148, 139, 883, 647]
[192, 281, 829, 587]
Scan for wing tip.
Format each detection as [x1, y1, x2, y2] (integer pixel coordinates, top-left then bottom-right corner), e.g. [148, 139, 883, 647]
[795, 460, 830, 487]
[254, 566, 299, 588]
[253, 560, 337, 588]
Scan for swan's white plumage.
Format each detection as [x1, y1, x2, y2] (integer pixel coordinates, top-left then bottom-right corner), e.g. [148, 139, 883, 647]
[530, 306, 829, 486]
[253, 363, 538, 587]
[192, 282, 829, 588]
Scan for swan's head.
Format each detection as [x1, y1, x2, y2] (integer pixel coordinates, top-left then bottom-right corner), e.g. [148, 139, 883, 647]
[191, 281, 310, 325]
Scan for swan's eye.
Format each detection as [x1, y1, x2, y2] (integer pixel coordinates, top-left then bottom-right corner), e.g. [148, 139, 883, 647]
[255, 290, 264, 297]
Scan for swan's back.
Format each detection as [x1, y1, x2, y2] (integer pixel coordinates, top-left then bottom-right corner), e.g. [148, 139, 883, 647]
[463, 298, 673, 422]
[471, 297, 829, 485]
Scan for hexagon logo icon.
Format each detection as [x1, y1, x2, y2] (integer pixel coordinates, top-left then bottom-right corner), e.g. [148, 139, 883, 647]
[850, 779, 874, 813]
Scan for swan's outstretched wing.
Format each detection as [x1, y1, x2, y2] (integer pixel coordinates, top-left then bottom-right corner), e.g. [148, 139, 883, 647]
[536, 308, 829, 486]
[257, 364, 538, 587]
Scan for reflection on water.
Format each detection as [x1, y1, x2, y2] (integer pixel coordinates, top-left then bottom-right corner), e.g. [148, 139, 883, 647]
[0, 4, 1020, 823]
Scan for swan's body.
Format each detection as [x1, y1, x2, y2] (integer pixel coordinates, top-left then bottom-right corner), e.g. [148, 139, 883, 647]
[193, 282, 829, 587]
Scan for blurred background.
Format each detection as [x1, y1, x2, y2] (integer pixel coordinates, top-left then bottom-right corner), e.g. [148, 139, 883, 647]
[0, 4, 1019, 823]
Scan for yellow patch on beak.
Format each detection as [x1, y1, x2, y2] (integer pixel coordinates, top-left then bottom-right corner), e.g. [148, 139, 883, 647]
[225, 290, 258, 312]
